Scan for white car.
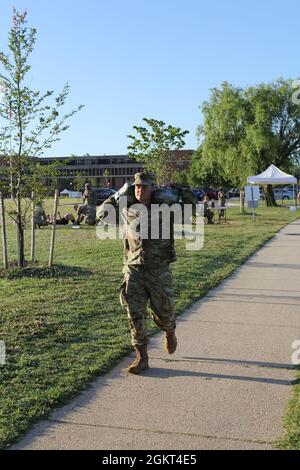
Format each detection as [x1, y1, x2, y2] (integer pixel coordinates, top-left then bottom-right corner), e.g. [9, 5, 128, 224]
[272, 188, 295, 200]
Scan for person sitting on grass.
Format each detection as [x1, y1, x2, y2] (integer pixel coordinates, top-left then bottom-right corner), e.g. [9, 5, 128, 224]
[47, 212, 76, 225]
[33, 204, 48, 229]
[73, 203, 96, 225]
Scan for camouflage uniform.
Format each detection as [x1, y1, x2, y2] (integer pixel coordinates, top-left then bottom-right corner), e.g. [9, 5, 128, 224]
[99, 177, 196, 348]
[33, 206, 48, 228]
[119, 203, 176, 346]
[83, 186, 97, 207]
[218, 189, 226, 218]
[76, 204, 96, 225]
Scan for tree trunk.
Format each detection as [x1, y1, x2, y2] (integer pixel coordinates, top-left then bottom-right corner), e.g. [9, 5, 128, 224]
[239, 188, 245, 214]
[16, 222, 25, 267]
[0, 193, 8, 269]
[263, 185, 277, 207]
[16, 195, 25, 267]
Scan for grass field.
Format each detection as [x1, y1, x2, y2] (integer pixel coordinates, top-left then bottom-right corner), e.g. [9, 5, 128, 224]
[0, 197, 300, 449]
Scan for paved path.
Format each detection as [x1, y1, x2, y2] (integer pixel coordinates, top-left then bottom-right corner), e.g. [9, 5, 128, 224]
[12, 221, 300, 450]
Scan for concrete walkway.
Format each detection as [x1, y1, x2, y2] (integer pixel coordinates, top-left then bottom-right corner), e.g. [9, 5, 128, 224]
[12, 220, 300, 450]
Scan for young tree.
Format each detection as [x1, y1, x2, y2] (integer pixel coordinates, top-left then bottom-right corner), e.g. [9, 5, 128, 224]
[127, 118, 189, 185]
[0, 10, 83, 266]
[73, 175, 86, 192]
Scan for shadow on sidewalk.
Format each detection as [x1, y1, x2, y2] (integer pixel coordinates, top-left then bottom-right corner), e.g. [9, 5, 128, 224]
[180, 356, 295, 370]
[142, 367, 293, 386]
[247, 262, 300, 269]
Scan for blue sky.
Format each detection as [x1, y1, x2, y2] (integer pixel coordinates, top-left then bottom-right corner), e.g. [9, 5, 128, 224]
[0, 0, 299, 157]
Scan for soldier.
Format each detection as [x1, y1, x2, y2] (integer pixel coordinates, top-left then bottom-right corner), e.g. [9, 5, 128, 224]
[218, 187, 226, 220]
[74, 203, 96, 225]
[98, 173, 196, 374]
[83, 183, 97, 207]
[33, 204, 48, 228]
[203, 195, 214, 224]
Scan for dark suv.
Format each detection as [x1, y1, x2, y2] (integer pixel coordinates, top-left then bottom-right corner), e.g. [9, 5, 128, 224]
[94, 188, 116, 205]
[192, 189, 205, 201]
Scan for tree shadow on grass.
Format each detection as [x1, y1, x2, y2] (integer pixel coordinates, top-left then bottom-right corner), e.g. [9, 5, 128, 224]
[0, 263, 94, 280]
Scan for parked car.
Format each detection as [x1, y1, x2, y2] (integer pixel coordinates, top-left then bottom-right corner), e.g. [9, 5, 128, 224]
[228, 188, 240, 198]
[94, 188, 116, 205]
[192, 189, 205, 201]
[273, 188, 295, 200]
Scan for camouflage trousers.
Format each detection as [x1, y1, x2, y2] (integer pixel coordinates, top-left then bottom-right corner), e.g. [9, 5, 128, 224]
[120, 265, 176, 346]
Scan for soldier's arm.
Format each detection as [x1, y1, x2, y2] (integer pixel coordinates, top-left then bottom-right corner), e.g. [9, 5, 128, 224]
[96, 196, 117, 222]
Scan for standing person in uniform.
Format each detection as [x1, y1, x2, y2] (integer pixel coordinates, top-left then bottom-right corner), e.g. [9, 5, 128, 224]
[83, 183, 97, 207]
[218, 187, 226, 220]
[98, 172, 195, 374]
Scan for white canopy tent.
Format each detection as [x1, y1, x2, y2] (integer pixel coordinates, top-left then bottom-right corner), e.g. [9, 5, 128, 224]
[247, 164, 297, 205]
[247, 164, 297, 185]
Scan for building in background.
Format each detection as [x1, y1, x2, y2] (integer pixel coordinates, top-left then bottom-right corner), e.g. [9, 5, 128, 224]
[39, 150, 193, 190]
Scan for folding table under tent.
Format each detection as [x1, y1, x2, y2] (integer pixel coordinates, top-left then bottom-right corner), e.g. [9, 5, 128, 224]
[247, 164, 298, 206]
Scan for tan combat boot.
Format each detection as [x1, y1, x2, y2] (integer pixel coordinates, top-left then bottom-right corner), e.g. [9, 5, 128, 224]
[127, 345, 149, 374]
[164, 330, 177, 354]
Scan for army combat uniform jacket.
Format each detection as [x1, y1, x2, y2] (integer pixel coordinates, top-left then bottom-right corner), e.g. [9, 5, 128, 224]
[83, 188, 97, 207]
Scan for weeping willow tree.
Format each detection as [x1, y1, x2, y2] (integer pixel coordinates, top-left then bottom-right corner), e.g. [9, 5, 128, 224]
[192, 79, 300, 209]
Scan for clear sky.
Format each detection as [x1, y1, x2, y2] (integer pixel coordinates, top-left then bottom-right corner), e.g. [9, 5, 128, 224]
[0, 0, 299, 157]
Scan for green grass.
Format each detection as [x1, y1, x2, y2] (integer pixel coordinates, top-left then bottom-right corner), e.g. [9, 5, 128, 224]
[0, 198, 300, 449]
[276, 368, 300, 450]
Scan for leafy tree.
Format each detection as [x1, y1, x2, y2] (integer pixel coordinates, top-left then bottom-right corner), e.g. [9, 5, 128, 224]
[245, 79, 300, 205]
[194, 82, 254, 211]
[0, 10, 83, 266]
[193, 79, 300, 208]
[127, 118, 189, 185]
[72, 175, 86, 192]
[188, 145, 231, 189]
[172, 168, 189, 186]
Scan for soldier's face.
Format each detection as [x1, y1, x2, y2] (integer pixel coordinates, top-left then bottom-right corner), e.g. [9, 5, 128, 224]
[135, 184, 152, 205]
